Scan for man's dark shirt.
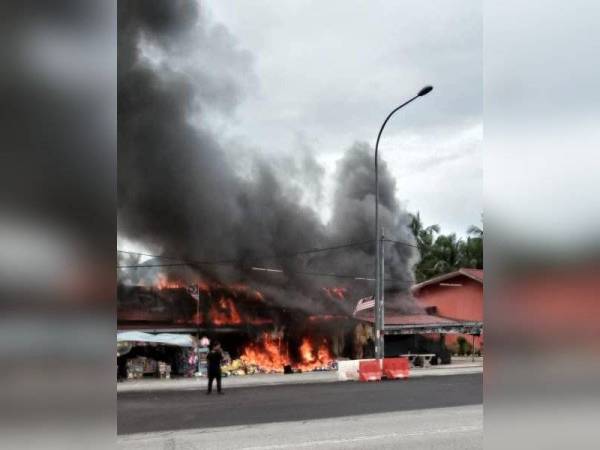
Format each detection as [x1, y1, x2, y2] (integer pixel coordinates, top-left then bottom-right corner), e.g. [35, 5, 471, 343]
[206, 350, 223, 374]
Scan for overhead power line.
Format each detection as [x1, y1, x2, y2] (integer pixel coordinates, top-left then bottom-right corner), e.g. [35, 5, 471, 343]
[250, 266, 412, 284]
[382, 238, 418, 249]
[116, 251, 185, 261]
[116, 241, 415, 285]
[117, 239, 375, 269]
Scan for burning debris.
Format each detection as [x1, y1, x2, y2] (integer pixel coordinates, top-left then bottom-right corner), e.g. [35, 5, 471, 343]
[224, 333, 335, 375]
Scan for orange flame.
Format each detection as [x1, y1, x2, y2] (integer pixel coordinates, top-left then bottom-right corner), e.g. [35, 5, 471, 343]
[210, 296, 242, 326]
[297, 338, 333, 372]
[154, 273, 184, 290]
[300, 338, 314, 362]
[197, 281, 211, 293]
[240, 333, 290, 373]
[307, 314, 347, 321]
[240, 334, 334, 373]
[324, 287, 347, 301]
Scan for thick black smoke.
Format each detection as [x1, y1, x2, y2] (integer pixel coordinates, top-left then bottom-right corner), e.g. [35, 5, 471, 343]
[118, 0, 418, 314]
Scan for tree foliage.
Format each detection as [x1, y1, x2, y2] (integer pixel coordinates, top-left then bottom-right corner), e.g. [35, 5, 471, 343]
[409, 213, 483, 282]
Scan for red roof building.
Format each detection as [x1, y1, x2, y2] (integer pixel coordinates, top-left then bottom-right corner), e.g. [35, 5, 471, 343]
[352, 268, 484, 356]
[412, 268, 483, 351]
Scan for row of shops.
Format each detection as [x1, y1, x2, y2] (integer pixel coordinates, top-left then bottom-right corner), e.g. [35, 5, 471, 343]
[117, 268, 484, 380]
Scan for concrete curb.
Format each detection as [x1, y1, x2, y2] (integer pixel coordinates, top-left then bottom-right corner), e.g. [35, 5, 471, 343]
[117, 363, 482, 393]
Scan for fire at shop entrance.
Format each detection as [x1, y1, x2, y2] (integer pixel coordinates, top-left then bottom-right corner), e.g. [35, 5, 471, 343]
[118, 281, 369, 376]
[211, 330, 337, 375]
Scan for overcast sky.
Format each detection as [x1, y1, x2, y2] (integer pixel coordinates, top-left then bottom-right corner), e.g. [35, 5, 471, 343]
[200, 0, 482, 237]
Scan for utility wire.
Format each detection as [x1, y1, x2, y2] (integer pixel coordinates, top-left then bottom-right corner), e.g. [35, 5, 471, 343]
[116, 251, 186, 261]
[117, 239, 375, 269]
[116, 239, 417, 286]
[251, 268, 412, 285]
[382, 238, 418, 249]
[117, 262, 233, 269]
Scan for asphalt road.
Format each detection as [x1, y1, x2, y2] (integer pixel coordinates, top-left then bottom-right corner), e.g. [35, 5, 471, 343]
[118, 405, 483, 450]
[118, 373, 482, 436]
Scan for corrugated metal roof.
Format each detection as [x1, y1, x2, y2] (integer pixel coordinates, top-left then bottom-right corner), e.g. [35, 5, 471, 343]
[356, 312, 461, 326]
[412, 268, 483, 294]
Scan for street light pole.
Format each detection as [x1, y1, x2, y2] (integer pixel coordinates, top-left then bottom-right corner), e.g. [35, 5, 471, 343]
[374, 85, 433, 362]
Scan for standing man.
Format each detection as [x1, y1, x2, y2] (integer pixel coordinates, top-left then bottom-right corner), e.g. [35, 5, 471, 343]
[206, 342, 224, 395]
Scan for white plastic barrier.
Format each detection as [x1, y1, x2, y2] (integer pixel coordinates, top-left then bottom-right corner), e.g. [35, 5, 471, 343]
[337, 359, 375, 381]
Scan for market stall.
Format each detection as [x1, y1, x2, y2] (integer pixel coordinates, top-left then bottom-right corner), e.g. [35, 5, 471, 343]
[117, 332, 197, 380]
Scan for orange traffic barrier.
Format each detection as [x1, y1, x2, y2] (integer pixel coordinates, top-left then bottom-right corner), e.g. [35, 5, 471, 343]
[382, 357, 410, 379]
[358, 360, 382, 382]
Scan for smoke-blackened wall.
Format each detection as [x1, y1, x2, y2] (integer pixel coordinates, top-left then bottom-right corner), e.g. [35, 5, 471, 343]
[118, 0, 419, 314]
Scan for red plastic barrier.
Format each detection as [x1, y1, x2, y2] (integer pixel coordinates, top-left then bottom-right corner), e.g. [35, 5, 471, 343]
[358, 360, 382, 382]
[383, 357, 410, 379]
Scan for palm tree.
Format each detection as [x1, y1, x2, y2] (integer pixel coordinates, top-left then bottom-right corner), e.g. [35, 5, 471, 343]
[409, 213, 441, 281]
[409, 212, 440, 252]
[467, 224, 483, 238]
[460, 224, 483, 269]
[430, 233, 461, 275]
[409, 214, 483, 281]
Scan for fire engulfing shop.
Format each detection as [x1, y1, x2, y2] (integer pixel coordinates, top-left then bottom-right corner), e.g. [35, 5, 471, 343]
[117, 281, 375, 378]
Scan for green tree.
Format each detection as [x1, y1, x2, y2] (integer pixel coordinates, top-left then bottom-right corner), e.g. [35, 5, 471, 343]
[459, 225, 483, 269]
[430, 233, 461, 275]
[409, 213, 441, 282]
[409, 212, 483, 282]
[467, 224, 483, 238]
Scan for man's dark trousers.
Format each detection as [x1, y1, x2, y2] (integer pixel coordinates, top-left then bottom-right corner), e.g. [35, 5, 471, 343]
[207, 369, 221, 393]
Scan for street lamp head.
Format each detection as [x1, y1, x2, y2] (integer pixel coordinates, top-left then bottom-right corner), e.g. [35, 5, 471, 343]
[418, 85, 433, 97]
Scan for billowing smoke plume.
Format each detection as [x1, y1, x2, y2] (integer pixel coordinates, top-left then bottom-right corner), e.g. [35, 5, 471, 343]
[118, 0, 419, 313]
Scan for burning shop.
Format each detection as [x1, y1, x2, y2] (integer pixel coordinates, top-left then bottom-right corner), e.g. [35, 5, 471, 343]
[117, 277, 368, 377]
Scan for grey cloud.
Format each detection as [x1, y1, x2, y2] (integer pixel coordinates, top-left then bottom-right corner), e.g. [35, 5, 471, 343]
[408, 144, 479, 173]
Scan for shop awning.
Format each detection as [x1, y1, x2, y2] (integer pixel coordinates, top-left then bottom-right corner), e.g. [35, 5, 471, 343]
[117, 331, 195, 347]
